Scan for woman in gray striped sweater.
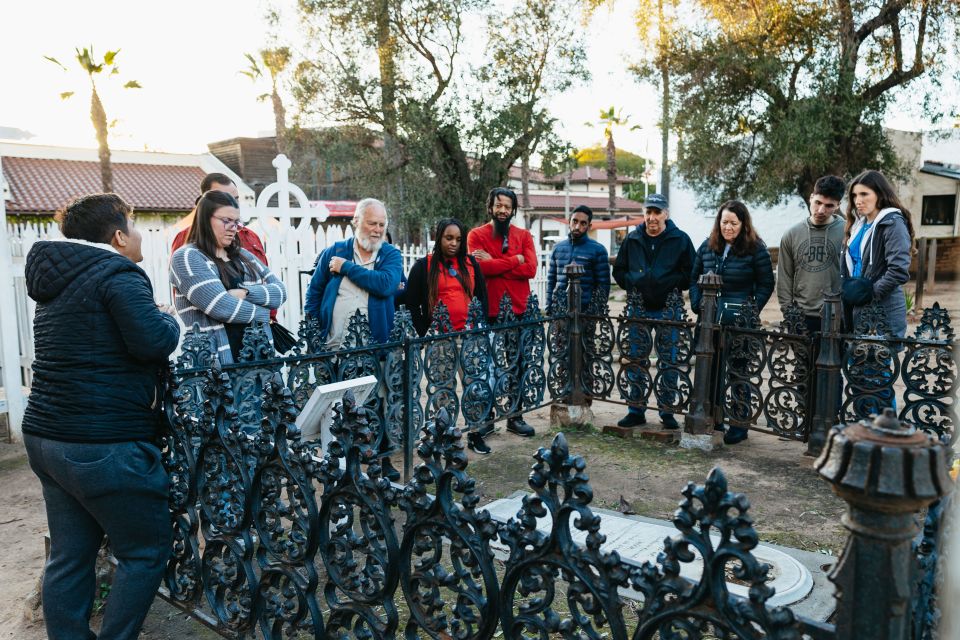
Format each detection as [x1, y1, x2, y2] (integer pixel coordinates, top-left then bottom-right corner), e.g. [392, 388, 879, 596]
[170, 191, 286, 364]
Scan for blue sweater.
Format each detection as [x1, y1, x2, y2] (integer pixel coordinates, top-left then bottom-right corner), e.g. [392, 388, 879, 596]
[304, 239, 403, 344]
[546, 235, 611, 310]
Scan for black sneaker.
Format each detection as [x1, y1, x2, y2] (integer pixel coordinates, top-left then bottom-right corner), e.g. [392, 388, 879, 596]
[723, 428, 749, 445]
[467, 433, 492, 455]
[617, 412, 647, 428]
[660, 414, 680, 430]
[506, 417, 535, 437]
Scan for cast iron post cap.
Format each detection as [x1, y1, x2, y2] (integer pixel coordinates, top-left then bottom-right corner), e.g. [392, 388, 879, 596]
[814, 409, 951, 511]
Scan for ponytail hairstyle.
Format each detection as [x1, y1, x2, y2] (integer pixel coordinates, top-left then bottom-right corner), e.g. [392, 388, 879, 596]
[427, 218, 473, 310]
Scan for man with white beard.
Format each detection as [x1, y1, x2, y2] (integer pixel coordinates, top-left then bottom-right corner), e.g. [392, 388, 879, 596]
[305, 198, 403, 348]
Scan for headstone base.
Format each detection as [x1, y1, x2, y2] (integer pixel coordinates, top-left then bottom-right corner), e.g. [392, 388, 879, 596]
[680, 431, 724, 451]
[550, 404, 595, 428]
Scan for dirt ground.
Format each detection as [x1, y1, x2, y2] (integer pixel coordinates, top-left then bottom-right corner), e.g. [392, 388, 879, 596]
[0, 277, 955, 638]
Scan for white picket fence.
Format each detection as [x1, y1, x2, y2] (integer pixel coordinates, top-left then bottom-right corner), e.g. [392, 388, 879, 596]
[4, 154, 553, 393]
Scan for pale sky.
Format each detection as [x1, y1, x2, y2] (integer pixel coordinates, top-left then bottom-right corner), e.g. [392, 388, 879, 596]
[0, 0, 943, 161]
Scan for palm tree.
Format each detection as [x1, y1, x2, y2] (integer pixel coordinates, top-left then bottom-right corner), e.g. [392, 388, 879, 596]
[241, 48, 292, 155]
[45, 47, 141, 193]
[590, 107, 638, 213]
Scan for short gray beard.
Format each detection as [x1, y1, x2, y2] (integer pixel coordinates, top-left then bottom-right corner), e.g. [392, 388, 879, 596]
[356, 233, 383, 253]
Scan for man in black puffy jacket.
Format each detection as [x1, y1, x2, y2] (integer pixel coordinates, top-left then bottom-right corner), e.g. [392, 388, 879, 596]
[22, 194, 180, 640]
[612, 194, 695, 429]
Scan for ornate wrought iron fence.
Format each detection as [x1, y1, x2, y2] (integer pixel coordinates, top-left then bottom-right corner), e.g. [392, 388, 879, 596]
[161, 369, 855, 639]
[580, 287, 697, 419]
[717, 299, 817, 440]
[839, 301, 957, 446]
[157, 264, 955, 639]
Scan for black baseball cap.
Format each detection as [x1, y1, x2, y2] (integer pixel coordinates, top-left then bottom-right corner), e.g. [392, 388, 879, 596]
[643, 193, 668, 210]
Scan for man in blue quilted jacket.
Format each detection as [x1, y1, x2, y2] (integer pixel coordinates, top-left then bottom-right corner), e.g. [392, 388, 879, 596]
[546, 205, 610, 311]
[612, 193, 695, 429]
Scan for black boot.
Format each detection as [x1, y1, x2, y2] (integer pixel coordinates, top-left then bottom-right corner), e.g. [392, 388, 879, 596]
[506, 417, 535, 437]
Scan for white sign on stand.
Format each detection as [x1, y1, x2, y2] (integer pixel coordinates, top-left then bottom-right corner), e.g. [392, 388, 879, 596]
[295, 375, 378, 453]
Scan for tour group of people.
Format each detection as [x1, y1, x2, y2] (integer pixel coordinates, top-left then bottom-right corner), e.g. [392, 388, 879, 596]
[17, 167, 914, 639]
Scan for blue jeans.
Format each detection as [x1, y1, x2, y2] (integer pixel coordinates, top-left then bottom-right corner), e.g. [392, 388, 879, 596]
[628, 310, 678, 419]
[24, 435, 171, 640]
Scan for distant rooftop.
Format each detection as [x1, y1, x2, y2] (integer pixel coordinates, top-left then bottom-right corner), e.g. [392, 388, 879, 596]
[3, 157, 205, 213]
[920, 161, 960, 181]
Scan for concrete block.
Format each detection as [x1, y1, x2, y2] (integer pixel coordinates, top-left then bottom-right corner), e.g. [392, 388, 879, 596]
[550, 404, 595, 428]
[680, 431, 724, 451]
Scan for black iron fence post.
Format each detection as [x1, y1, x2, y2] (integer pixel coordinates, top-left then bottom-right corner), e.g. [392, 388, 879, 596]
[550, 263, 593, 427]
[567, 263, 586, 406]
[815, 409, 951, 640]
[681, 273, 722, 449]
[807, 293, 843, 456]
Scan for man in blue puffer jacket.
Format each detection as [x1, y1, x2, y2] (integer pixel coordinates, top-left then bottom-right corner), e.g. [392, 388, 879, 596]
[304, 198, 402, 347]
[23, 193, 180, 640]
[612, 194, 696, 429]
[546, 205, 610, 311]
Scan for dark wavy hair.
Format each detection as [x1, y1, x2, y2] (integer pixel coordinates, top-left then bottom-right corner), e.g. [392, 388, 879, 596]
[186, 190, 255, 287]
[428, 218, 473, 309]
[707, 200, 763, 255]
[844, 170, 916, 245]
[486, 187, 518, 217]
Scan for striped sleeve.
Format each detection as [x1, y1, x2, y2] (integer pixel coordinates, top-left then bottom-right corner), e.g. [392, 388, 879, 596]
[238, 250, 287, 309]
[170, 247, 269, 324]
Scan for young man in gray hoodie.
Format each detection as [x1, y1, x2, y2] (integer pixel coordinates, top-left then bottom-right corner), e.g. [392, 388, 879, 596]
[777, 175, 846, 333]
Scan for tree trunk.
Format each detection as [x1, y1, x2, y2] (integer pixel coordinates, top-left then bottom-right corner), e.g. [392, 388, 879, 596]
[520, 152, 531, 207]
[658, 0, 670, 200]
[606, 133, 617, 214]
[375, 0, 402, 223]
[90, 86, 112, 193]
[272, 86, 287, 156]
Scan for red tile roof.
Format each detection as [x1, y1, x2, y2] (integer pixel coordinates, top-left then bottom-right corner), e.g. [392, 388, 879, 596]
[547, 166, 637, 184]
[3, 157, 206, 213]
[526, 193, 644, 212]
[308, 200, 358, 218]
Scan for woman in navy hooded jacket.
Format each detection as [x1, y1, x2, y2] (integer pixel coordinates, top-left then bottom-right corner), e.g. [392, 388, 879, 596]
[840, 169, 914, 338]
[689, 200, 775, 445]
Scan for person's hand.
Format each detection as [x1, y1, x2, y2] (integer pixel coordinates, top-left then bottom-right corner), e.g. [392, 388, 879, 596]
[516, 254, 525, 264]
[155, 303, 176, 315]
[227, 288, 248, 300]
[329, 256, 347, 273]
[472, 249, 492, 261]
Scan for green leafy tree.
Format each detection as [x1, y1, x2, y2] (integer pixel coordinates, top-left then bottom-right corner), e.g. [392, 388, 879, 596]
[241, 47, 293, 155]
[576, 145, 655, 201]
[662, 0, 960, 204]
[292, 0, 588, 235]
[45, 47, 142, 192]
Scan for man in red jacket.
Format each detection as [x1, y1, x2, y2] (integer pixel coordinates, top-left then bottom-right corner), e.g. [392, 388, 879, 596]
[170, 173, 266, 263]
[170, 173, 274, 320]
[467, 187, 537, 449]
